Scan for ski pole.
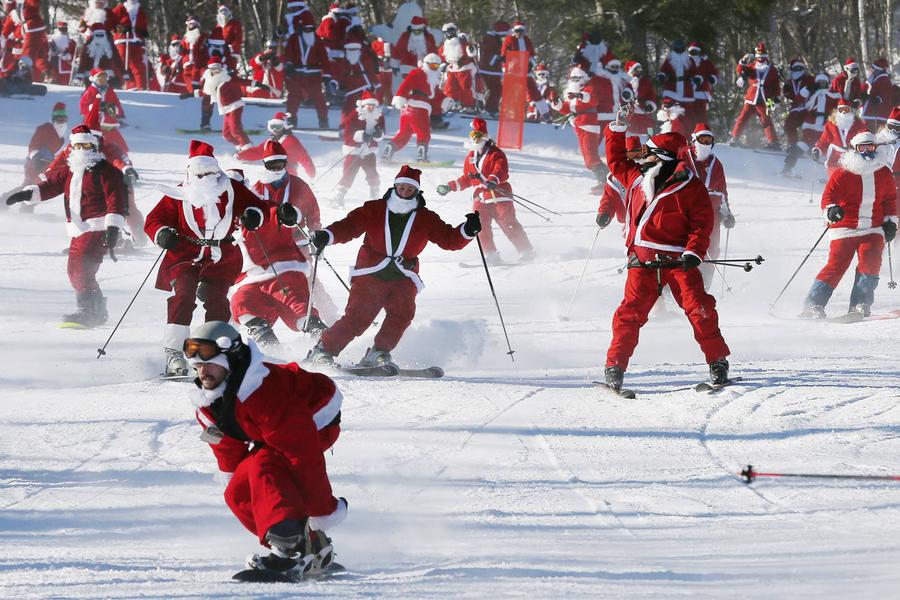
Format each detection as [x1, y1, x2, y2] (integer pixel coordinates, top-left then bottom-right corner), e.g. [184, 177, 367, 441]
[312, 145, 363, 186]
[741, 464, 900, 484]
[771, 225, 829, 309]
[97, 248, 164, 358]
[713, 263, 732, 293]
[506, 195, 551, 222]
[476, 235, 515, 362]
[720, 228, 730, 297]
[561, 229, 600, 321]
[511, 192, 561, 216]
[705, 256, 764, 265]
[252, 230, 289, 294]
[888, 242, 897, 290]
[302, 250, 321, 333]
[297, 228, 351, 293]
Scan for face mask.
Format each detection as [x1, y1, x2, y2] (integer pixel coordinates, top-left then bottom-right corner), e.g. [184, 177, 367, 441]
[185, 171, 225, 206]
[858, 149, 876, 161]
[464, 138, 486, 152]
[53, 121, 68, 137]
[835, 111, 854, 129]
[693, 142, 713, 161]
[791, 69, 805, 80]
[346, 49, 361, 65]
[258, 167, 286, 184]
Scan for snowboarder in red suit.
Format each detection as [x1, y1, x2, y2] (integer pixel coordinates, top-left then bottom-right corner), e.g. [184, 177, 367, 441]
[6, 125, 126, 327]
[862, 58, 894, 131]
[282, 11, 332, 129]
[185, 320, 346, 578]
[237, 111, 316, 179]
[23, 102, 68, 186]
[383, 53, 442, 163]
[304, 166, 482, 367]
[109, 0, 149, 89]
[599, 107, 731, 393]
[812, 99, 868, 175]
[335, 90, 384, 205]
[802, 131, 898, 319]
[437, 118, 534, 263]
[201, 55, 251, 150]
[231, 140, 325, 345]
[144, 140, 269, 376]
[730, 42, 781, 148]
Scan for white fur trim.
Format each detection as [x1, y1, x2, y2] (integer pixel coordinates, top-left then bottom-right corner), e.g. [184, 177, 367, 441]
[70, 132, 98, 145]
[236, 339, 271, 402]
[393, 177, 420, 189]
[104, 213, 125, 228]
[313, 388, 342, 430]
[243, 206, 264, 225]
[682, 250, 701, 260]
[323, 229, 335, 245]
[264, 153, 287, 161]
[608, 122, 627, 133]
[308, 497, 347, 531]
[188, 155, 219, 170]
[459, 223, 475, 240]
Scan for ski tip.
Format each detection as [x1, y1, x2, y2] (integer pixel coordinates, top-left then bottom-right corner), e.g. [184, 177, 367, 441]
[58, 321, 89, 330]
[232, 568, 294, 583]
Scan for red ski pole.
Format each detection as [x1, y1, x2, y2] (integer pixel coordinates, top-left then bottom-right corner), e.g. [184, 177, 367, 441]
[741, 464, 900, 484]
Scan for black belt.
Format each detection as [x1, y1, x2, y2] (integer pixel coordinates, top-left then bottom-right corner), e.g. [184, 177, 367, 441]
[183, 235, 234, 247]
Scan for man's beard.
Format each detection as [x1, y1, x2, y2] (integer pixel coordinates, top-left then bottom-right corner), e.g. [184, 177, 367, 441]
[425, 68, 441, 88]
[53, 122, 68, 137]
[464, 138, 486, 153]
[835, 112, 854, 129]
[257, 168, 286, 184]
[216, 13, 227, 27]
[184, 171, 227, 207]
[67, 148, 102, 171]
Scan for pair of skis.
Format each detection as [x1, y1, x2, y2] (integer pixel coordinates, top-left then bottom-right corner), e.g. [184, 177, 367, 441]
[595, 377, 744, 399]
[337, 362, 444, 379]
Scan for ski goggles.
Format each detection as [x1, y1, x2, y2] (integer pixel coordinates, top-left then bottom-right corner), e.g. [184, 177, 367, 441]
[469, 130, 486, 140]
[694, 134, 715, 146]
[790, 65, 806, 72]
[183, 337, 235, 360]
[425, 61, 441, 70]
[52, 115, 68, 123]
[72, 142, 96, 150]
[836, 105, 852, 114]
[264, 158, 288, 171]
[854, 142, 878, 153]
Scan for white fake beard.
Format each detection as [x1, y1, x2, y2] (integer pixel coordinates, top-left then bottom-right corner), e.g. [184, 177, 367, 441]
[693, 142, 713, 161]
[184, 171, 228, 207]
[216, 13, 227, 27]
[346, 50, 361, 65]
[563, 82, 583, 97]
[184, 28, 201, 45]
[257, 168, 286, 184]
[464, 138, 485, 153]
[408, 33, 426, 58]
[88, 36, 113, 60]
[443, 37, 463, 63]
[838, 148, 885, 175]
[357, 105, 382, 123]
[168, 47, 181, 60]
[425, 68, 442, 88]
[754, 61, 768, 73]
[67, 148, 101, 172]
[302, 32, 315, 47]
[640, 161, 663, 200]
[53, 121, 68, 137]
[51, 33, 69, 52]
[791, 70, 805, 81]
[835, 112, 854, 130]
[668, 51, 689, 71]
[386, 189, 418, 214]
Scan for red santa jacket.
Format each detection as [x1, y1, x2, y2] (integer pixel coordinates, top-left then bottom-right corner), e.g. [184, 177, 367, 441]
[44, 137, 132, 182]
[815, 117, 867, 169]
[830, 72, 864, 104]
[28, 122, 65, 159]
[605, 123, 713, 258]
[555, 82, 601, 132]
[598, 173, 627, 223]
[691, 154, 729, 212]
[590, 72, 624, 122]
[283, 31, 330, 77]
[221, 18, 242, 56]
[80, 84, 125, 127]
[477, 32, 504, 76]
[822, 161, 897, 240]
[691, 56, 719, 101]
[48, 31, 76, 83]
[395, 67, 435, 113]
[192, 350, 342, 522]
[159, 53, 187, 93]
[316, 12, 348, 59]
[737, 62, 781, 105]
[438, 36, 475, 73]
[333, 55, 378, 101]
[392, 30, 437, 71]
[182, 31, 208, 89]
[33, 158, 126, 238]
[801, 87, 840, 136]
[341, 111, 385, 157]
[203, 72, 243, 115]
[658, 52, 697, 103]
[322, 195, 472, 291]
[448, 141, 512, 202]
[501, 33, 535, 71]
[862, 70, 893, 122]
[144, 178, 267, 291]
[371, 38, 391, 73]
[109, 2, 148, 45]
[232, 174, 321, 289]
[237, 132, 315, 179]
[783, 74, 814, 113]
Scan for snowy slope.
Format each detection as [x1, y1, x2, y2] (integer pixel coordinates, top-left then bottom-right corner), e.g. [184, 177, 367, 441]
[1, 86, 899, 598]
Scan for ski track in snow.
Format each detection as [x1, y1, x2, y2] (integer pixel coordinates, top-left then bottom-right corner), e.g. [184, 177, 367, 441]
[1, 85, 900, 597]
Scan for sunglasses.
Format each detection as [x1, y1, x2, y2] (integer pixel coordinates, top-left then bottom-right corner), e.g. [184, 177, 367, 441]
[183, 338, 227, 360]
[426, 62, 441, 70]
[790, 66, 805, 72]
[837, 107, 852, 113]
[469, 131, 485, 140]
[72, 142, 95, 150]
[264, 159, 288, 171]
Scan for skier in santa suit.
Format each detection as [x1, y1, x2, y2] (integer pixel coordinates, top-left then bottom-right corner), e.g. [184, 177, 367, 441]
[437, 118, 534, 263]
[80, 68, 128, 151]
[80, 0, 113, 32]
[593, 56, 627, 133]
[783, 73, 840, 174]
[477, 20, 509, 116]
[439, 22, 478, 112]
[237, 111, 316, 180]
[335, 90, 384, 205]
[23, 102, 68, 186]
[371, 36, 393, 106]
[215, 4, 242, 70]
[316, 3, 350, 64]
[158, 35, 188, 94]
[730, 42, 781, 148]
[861, 58, 893, 131]
[596, 136, 643, 229]
[78, 23, 120, 81]
[333, 31, 379, 122]
[572, 27, 612, 76]
[383, 53, 443, 164]
[812, 99, 868, 175]
[182, 15, 208, 125]
[656, 97, 690, 138]
[623, 61, 657, 138]
[600, 106, 731, 393]
[687, 42, 719, 127]
[184, 321, 346, 578]
[230, 140, 326, 345]
[527, 63, 557, 121]
[685, 123, 734, 288]
[283, 0, 311, 36]
[47, 21, 75, 84]
[282, 11, 331, 130]
[781, 58, 814, 147]
[551, 66, 604, 192]
[801, 131, 897, 318]
[202, 56, 251, 151]
[304, 166, 481, 367]
[109, 0, 148, 89]
[143, 140, 269, 376]
[657, 39, 699, 131]
[391, 15, 436, 78]
[20, 14, 48, 81]
[830, 58, 865, 106]
[6, 125, 126, 327]
[0, 1, 18, 75]
[247, 39, 284, 99]
[501, 21, 548, 120]
[876, 107, 900, 196]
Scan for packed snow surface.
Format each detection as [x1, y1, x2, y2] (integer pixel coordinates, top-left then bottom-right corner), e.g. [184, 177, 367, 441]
[1, 86, 899, 598]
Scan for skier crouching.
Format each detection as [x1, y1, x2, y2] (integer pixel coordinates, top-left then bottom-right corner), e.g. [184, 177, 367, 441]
[186, 321, 347, 579]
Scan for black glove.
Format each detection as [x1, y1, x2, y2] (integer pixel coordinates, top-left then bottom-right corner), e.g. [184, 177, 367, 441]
[656, 72, 666, 83]
[156, 226, 179, 250]
[681, 253, 702, 271]
[178, 91, 193, 100]
[240, 208, 263, 230]
[5, 189, 32, 205]
[124, 167, 139, 183]
[309, 230, 330, 254]
[103, 225, 119, 248]
[484, 180, 498, 191]
[276, 203, 299, 227]
[463, 211, 482, 237]
[596, 212, 611, 229]
[826, 205, 845, 223]
[883, 220, 897, 243]
[723, 213, 736, 229]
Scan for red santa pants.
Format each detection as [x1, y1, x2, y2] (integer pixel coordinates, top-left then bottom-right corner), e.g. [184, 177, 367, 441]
[102, 127, 129, 153]
[814, 233, 884, 288]
[444, 69, 476, 107]
[230, 271, 316, 330]
[606, 248, 730, 369]
[377, 70, 393, 105]
[730, 102, 777, 143]
[223, 108, 250, 148]
[67, 231, 107, 293]
[167, 263, 233, 325]
[475, 199, 533, 254]
[481, 74, 502, 114]
[783, 110, 806, 145]
[285, 74, 328, 122]
[390, 106, 431, 150]
[574, 127, 602, 170]
[690, 100, 708, 129]
[320, 275, 417, 355]
[337, 153, 379, 190]
[116, 42, 147, 90]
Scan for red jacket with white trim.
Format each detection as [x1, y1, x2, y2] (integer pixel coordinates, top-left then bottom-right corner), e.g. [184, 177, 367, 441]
[28, 122, 65, 158]
[658, 53, 697, 103]
[598, 173, 627, 223]
[801, 88, 840, 135]
[500, 33, 535, 67]
[283, 31, 330, 76]
[690, 154, 728, 211]
[79, 84, 125, 127]
[605, 123, 714, 258]
[554, 82, 600, 132]
[109, 3, 148, 44]
[332, 55, 378, 102]
[394, 67, 434, 112]
[862, 71, 893, 121]
[821, 163, 897, 240]
[448, 141, 512, 201]
[392, 30, 437, 71]
[193, 351, 342, 521]
[236, 132, 316, 179]
[476, 32, 504, 76]
[737, 62, 781, 105]
[814, 117, 867, 170]
[830, 72, 864, 104]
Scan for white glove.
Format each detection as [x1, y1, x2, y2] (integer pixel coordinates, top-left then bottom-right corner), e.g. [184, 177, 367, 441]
[391, 95, 407, 110]
[735, 77, 744, 88]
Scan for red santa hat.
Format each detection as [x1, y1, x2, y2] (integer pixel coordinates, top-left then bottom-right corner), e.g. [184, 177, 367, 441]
[534, 62, 548, 72]
[185, 15, 200, 29]
[624, 60, 641, 75]
[356, 90, 379, 107]
[470, 117, 489, 136]
[187, 140, 218, 171]
[207, 55, 224, 69]
[646, 132, 686, 161]
[887, 106, 900, 127]
[492, 21, 510, 34]
[169, 34, 182, 45]
[844, 58, 858, 69]
[267, 111, 292, 129]
[263, 139, 287, 162]
[299, 11, 315, 27]
[625, 136, 642, 152]
[687, 41, 703, 53]
[872, 57, 889, 71]
[56, 20, 68, 29]
[754, 42, 767, 57]
[51, 101, 67, 118]
[394, 165, 422, 190]
[69, 124, 98, 147]
[691, 122, 714, 139]
[512, 20, 526, 32]
[409, 15, 426, 29]
[837, 98, 852, 108]
[89, 67, 106, 82]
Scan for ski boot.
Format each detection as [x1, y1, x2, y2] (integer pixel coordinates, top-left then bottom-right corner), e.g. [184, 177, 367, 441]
[416, 143, 428, 163]
[709, 359, 729, 385]
[164, 347, 190, 377]
[798, 305, 826, 319]
[246, 519, 315, 581]
[850, 302, 871, 317]
[484, 250, 503, 265]
[303, 314, 328, 335]
[304, 342, 335, 367]
[359, 346, 392, 367]
[244, 317, 279, 346]
[604, 366, 624, 391]
[764, 140, 781, 152]
[62, 290, 106, 328]
[381, 142, 395, 163]
[333, 184, 348, 207]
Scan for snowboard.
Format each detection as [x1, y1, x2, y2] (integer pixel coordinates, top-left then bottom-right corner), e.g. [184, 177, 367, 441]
[593, 381, 637, 399]
[408, 160, 454, 168]
[459, 260, 518, 269]
[176, 128, 261, 135]
[58, 321, 91, 330]
[233, 562, 347, 583]
[694, 376, 744, 393]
